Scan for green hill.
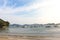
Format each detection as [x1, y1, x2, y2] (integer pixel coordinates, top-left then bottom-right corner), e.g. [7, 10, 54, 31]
[0, 19, 9, 29]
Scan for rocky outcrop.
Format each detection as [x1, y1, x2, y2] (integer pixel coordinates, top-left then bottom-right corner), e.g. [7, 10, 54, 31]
[0, 19, 9, 29]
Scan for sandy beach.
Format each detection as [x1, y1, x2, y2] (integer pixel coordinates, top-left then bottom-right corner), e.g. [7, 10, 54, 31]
[0, 35, 60, 40]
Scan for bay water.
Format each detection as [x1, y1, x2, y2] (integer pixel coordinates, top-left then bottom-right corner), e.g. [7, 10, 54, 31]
[0, 27, 60, 36]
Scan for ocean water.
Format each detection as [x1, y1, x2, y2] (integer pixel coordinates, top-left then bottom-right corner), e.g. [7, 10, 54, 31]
[0, 27, 60, 36]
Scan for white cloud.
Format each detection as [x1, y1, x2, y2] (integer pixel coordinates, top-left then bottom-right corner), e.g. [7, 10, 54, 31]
[36, 0, 60, 23]
[0, 0, 43, 24]
[1, 0, 60, 24]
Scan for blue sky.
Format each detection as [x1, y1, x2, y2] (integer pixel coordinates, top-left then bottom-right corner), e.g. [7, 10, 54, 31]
[0, 0, 60, 24]
[6, 0, 34, 7]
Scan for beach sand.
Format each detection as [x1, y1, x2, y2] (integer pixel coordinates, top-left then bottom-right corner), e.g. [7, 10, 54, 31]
[0, 35, 60, 40]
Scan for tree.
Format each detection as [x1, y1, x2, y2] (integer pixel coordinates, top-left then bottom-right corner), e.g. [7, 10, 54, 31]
[0, 19, 10, 29]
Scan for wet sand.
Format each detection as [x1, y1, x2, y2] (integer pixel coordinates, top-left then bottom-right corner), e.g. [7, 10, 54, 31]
[0, 35, 60, 40]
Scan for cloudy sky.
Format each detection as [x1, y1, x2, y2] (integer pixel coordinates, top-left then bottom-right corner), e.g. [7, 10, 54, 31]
[0, 0, 60, 24]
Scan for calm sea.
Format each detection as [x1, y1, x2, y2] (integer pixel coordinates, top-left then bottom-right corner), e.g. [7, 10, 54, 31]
[0, 27, 60, 36]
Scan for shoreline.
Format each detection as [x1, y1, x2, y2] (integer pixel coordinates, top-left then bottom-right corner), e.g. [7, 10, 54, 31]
[0, 32, 60, 40]
[0, 34, 59, 40]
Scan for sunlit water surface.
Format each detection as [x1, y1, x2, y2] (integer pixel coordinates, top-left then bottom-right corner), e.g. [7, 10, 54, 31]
[0, 27, 60, 36]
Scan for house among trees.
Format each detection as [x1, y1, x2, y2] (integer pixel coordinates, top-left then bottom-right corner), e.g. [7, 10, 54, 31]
[0, 19, 9, 29]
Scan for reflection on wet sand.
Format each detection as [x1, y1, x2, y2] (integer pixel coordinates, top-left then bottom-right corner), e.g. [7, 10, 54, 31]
[0, 35, 60, 40]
